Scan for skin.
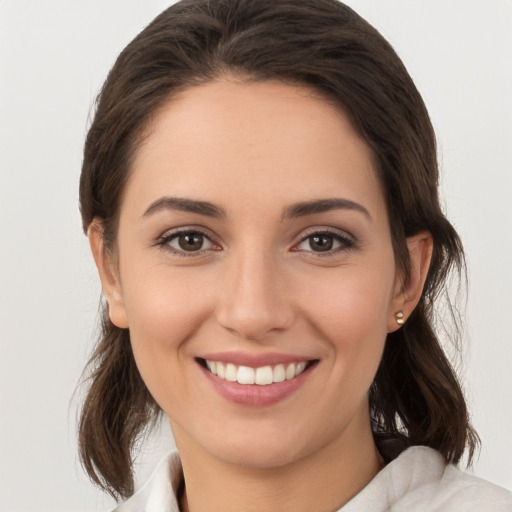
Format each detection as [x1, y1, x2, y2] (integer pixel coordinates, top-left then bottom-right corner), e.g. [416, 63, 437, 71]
[90, 78, 432, 512]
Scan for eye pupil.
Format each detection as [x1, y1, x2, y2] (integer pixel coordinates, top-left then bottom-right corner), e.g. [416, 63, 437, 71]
[310, 235, 333, 252]
[179, 233, 203, 251]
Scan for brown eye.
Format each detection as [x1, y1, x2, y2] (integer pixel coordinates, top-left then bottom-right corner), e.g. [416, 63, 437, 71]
[295, 231, 354, 254]
[165, 231, 214, 253]
[309, 234, 334, 252]
[178, 233, 204, 251]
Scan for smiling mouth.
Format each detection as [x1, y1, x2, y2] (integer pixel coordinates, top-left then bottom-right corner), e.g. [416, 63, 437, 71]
[197, 358, 317, 386]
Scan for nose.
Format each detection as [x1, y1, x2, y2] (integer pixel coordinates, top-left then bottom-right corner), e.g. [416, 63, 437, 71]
[215, 250, 295, 341]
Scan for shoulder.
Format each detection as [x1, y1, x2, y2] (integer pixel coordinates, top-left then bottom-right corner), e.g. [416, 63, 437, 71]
[110, 450, 182, 512]
[342, 446, 512, 512]
[388, 446, 512, 511]
[431, 461, 512, 511]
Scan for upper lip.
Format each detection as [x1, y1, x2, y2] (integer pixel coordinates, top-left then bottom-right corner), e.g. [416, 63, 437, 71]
[198, 351, 314, 368]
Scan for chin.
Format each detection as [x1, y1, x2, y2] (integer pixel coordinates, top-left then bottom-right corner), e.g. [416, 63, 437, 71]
[212, 440, 305, 469]
[199, 420, 327, 470]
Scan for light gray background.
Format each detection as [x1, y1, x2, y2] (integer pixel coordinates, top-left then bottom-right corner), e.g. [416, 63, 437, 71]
[1, 1, 511, 510]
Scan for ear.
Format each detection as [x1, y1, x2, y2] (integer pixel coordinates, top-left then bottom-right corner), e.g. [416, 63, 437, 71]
[388, 231, 433, 332]
[88, 219, 129, 329]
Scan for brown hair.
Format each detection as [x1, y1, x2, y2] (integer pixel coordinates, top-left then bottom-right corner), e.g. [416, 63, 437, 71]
[79, 0, 478, 500]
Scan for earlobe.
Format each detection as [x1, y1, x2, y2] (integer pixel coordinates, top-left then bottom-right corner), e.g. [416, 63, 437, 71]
[388, 231, 433, 332]
[88, 220, 129, 329]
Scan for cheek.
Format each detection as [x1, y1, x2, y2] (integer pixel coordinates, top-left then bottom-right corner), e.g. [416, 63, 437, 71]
[304, 284, 389, 431]
[297, 258, 395, 392]
[123, 263, 212, 337]
[302, 264, 394, 342]
[121, 266, 213, 404]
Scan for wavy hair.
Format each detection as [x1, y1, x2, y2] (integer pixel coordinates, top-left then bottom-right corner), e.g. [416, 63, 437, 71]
[78, 0, 478, 500]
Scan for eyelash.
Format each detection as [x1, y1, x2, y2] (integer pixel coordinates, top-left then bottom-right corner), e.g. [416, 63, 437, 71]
[156, 227, 355, 257]
[156, 228, 218, 257]
[293, 228, 355, 256]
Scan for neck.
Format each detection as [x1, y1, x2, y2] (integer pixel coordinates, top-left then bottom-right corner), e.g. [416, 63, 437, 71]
[174, 414, 383, 512]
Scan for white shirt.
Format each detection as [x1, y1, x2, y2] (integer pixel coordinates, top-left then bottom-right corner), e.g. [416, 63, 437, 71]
[112, 446, 512, 511]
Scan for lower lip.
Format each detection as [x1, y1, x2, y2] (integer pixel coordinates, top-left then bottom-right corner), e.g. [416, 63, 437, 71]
[200, 362, 316, 407]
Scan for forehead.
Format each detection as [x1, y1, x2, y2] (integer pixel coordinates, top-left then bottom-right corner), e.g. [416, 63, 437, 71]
[125, 78, 385, 220]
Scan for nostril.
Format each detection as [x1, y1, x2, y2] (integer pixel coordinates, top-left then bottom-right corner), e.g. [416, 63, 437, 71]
[214, 264, 295, 340]
[216, 305, 295, 342]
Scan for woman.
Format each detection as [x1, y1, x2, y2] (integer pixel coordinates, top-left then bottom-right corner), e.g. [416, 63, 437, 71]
[78, 0, 512, 510]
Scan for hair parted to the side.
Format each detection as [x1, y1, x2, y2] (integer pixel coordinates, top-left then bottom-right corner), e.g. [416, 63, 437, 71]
[79, 0, 479, 500]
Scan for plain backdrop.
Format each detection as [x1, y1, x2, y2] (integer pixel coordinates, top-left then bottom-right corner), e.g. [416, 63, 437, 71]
[1, 1, 511, 510]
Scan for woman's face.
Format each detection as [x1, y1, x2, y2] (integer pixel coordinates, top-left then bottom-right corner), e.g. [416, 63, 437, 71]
[99, 79, 406, 468]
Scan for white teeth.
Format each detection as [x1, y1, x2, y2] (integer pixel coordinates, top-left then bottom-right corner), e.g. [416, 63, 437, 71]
[255, 366, 273, 385]
[295, 362, 306, 376]
[285, 363, 296, 380]
[237, 366, 255, 385]
[206, 360, 217, 375]
[204, 359, 310, 385]
[225, 363, 237, 382]
[273, 364, 286, 383]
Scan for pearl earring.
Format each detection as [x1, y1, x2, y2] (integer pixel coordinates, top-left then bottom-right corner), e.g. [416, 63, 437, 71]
[396, 311, 405, 325]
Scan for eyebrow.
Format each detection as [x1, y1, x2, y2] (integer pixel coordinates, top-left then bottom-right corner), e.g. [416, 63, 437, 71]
[143, 196, 226, 219]
[282, 198, 372, 221]
[142, 196, 371, 222]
